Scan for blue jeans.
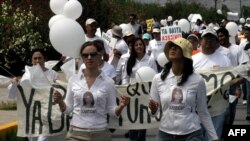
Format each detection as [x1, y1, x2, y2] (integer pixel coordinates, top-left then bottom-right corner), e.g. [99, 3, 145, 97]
[245, 80, 250, 116]
[202, 111, 226, 141]
[242, 79, 248, 101]
[156, 129, 204, 141]
[129, 129, 146, 141]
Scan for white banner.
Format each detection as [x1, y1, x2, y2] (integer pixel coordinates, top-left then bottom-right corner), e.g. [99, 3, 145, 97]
[16, 65, 250, 135]
[16, 84, 68, 137]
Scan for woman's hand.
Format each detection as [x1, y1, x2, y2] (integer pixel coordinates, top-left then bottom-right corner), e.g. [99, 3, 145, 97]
[115, 95, 130, 116]
[53, 91, 67, 112]
[148, 99, 159, 114]
[120, 96, 130, 108]
[53, 91, 63, 103]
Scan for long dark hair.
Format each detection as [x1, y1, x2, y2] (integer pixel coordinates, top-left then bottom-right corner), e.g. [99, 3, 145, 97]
[160, 58, 193, 86]
[126, 37, 146, 76]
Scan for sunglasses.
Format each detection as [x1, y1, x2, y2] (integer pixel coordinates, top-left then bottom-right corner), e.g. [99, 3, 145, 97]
[81, 52, 99, 58]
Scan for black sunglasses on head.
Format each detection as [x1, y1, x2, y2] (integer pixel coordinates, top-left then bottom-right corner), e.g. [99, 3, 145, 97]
[81, 52, 99, 58]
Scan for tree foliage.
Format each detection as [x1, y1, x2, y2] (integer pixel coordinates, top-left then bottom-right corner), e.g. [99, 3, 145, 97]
[0, 1, 51, 76]
[0, 0, 229, 76]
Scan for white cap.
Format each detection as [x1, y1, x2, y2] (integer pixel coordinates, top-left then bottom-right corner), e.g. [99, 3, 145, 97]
[85, 18, 96, 26]
[152, 28, 160, 33]
[201, 28, 217, 38]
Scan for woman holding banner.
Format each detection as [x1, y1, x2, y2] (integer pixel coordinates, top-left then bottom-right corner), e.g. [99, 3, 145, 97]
[53, 40, 130, 141]
[8, 48, 66, 141]
[148, 38, 218, 141]
[122, 37, 157, 141]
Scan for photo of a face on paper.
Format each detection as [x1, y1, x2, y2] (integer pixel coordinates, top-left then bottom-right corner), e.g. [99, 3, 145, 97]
[171, 87, 183, 104]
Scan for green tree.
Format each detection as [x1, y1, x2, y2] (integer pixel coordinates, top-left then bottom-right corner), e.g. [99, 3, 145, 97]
[0, 1, 51, 76]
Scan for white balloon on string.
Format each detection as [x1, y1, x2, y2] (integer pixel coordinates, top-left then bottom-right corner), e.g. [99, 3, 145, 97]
[63, 0, 83, 20]
[49, 18, 85, 58]
[135, 66, 156, 83]
[48, 14, 66, 28]
[50, 0, 68, 14]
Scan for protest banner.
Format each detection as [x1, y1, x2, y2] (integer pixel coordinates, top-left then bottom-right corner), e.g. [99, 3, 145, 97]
[160, 26, 182, 42]
[146, 18, 154, 32]
[15, 65, 250, 135]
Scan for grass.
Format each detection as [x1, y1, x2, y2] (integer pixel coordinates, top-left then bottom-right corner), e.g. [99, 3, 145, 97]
[0, 101, 17, 110]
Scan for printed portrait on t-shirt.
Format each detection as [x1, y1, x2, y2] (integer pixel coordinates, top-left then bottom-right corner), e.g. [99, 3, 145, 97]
[83, 91, 95, 108]
[171, 87, 183, 104]
[169, 86, 185, 111]
[81, 91, 96, 114]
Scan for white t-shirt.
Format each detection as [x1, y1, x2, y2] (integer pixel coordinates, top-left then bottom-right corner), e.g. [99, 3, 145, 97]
[150, 70, 218, 140]
[122, 54, 157, 84]
[192, 51, 232, 117]
[115, 53, 130, 85]
[64, 72, 118, 129]
[227, 44, 249, 65]
[192, 51, 232, 69]
[216, 46, 236, 66]
[148, 39, 166, 61]
[127, 23, 141, 37]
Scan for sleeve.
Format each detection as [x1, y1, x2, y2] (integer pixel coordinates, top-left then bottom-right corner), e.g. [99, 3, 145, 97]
[149, 75, 161, 116]
[148, 57, 158, 73]
[148, 41, 153, 52]
[63, 76, 74, 114]
[106, 83, 119, 117]
[52, 70, 59, 81]
[196, 77, 218, 140]
[121, 60, 129, 85]
[7, 81, 18, 99]
[238, 47, 249, 64]
[115, 58, 123, 85]
[109, 65, 116, 79]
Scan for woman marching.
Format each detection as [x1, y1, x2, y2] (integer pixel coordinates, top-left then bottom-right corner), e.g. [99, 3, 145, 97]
[53, 40, 130, 141]
[148, 38, 219, 141]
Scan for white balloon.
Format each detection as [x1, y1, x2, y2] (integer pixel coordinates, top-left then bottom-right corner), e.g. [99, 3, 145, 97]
[50, 0, 68, 14]
[48, 14, 66, 28]
[188, 14, 193, 21]
[119, 23, 131, 36]
[157, 52, 169, 67]
[49, 18, 85, 58]
[63, 0, 83, 20]
[225, 22, 238, 36]
[240, 18, 245, 24]
[160, 19, 167, 26]
[217, 9, 222, 15]
[135, 66, 156, 83]
[178, 19, 190, 33]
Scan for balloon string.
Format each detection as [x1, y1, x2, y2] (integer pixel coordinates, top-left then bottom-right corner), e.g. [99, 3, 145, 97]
[136, 73, 152, 99]
[0, 65, 16, 78]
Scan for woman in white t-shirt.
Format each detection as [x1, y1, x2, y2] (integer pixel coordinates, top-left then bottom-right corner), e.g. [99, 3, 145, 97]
[148, 38, 218, 141]
[122, 37, 157, 141]
[53, 40, 130, 141]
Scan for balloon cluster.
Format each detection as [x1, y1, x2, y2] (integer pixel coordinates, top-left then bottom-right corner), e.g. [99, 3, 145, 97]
[49, 0, 85, 58]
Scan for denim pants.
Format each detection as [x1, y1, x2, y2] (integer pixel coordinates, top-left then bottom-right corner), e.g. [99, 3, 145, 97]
[129, 129, 146, 141]
[202, 111, 226, 141]
[242, 79, 248, 101]
[245, 80, 250, 116]
[156, 129, 204, 141]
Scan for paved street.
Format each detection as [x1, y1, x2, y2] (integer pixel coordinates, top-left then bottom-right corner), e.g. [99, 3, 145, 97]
[1, 87, 250, 141]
